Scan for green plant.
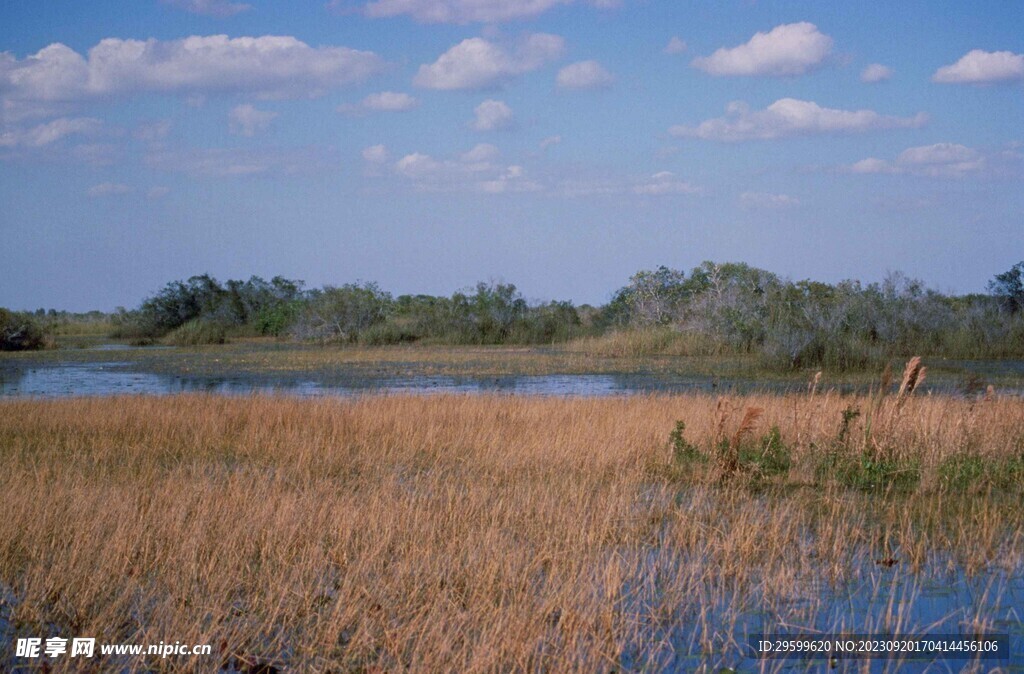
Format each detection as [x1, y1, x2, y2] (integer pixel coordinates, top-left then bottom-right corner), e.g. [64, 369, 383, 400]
[820, 451, 921, 493]
[837, 406, 861, 444]
[163, 319, 227, 346]
[0, 308, 47, 351]
[937, 454, 986, 490]
[669, 421, 704, 464]
[740, 425, 790, 476]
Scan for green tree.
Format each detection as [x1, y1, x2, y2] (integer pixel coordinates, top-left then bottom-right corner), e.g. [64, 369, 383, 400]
[989, 261, 1024, 313]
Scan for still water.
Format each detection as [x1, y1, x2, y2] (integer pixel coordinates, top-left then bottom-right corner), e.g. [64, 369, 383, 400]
[0, 361, 787, 398]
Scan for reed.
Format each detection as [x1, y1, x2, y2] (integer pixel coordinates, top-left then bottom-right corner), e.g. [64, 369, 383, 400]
[0, 392, 1021, 671]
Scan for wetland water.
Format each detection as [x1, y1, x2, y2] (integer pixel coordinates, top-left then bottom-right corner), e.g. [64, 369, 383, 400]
[3, 344, 1024, 399]
[0, 347, 794, 398]
[0, 361, 766, 398]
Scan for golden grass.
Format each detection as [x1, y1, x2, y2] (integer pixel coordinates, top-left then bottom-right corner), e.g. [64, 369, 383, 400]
[1, 393, 1022, 672]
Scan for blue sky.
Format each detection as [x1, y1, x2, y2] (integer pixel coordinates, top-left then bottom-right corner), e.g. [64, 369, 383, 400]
[1, 0, 1021, 311]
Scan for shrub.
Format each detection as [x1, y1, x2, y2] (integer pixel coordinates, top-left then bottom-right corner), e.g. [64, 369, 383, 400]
[741, 425, 790, 476]
[669, 421, 704, 464]
[819, 451, 920, 493]
[162, 319, 227, 346]
[937, 454, 987, 490]
[359, 320, 421, 345]
[291, 283, 392, 343]
[0, 308, 47, 351]
[254, 301, 300, 337]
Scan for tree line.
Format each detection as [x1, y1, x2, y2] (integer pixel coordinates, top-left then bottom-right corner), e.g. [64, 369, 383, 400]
[4, 261, 1024, 371]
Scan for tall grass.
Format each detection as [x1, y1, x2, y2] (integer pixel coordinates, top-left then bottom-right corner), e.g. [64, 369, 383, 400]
[1, 392, 1022, 671]
[565, 328, 724, 359]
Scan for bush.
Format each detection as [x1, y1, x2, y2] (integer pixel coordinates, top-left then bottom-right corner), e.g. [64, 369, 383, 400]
[254, 301, 300, 337]
[819, 451, 920, 493]
[162, 319, 227, 346]
[0, 308, 47, 351]
[359, 320, 421, 345]
[291, 283, 392, 343]
[669, 421, 705, 464]
[740, 425, 790, 476]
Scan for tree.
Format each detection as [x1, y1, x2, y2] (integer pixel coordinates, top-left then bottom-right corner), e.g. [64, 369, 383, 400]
[989, 261, 1024, 313]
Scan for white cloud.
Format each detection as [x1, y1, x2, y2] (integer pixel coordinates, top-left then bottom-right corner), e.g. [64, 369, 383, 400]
[0, 36, 383, 104]
[362, 144, 389, 163]
[478, 165, 542, 193]
[849, 143, 987, 177]
[228, 104, 277, 136]
[932, 49, 1024, 84]
[338, 91, 418, 115]
[390, 144, 539, 193]
[739, 191, 800, 209]
[471, 99, 514, 131]
[147, 146, 330, 177]
[669, 98, 927, 142]
[413, 34, 564, 90]
[0, 116, 101, 148]
[556, 60, 614, 90]
[632, 171, 701, 196]
[162, 0, 251, 17]
[691, 22, 832, 77]
[539, 135, 561, 149]
[87, 182, 132, 197]
[860, 63, 892, 83]
[394, 152, 442, 178]
[849, 158, 892, 174]
[343, 0, 614, 24]
[663, 37, 687, 55]
[460, 143, 500, 163]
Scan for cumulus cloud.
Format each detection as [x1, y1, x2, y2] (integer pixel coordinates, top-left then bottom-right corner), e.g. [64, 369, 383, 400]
[86, 182, 132, 197]
[338, 91, 418, 115]
[860, 63, 892, 83]
[739, 191, 800, 209]
[0, 117, 101, 148]
[478, 165, 542, 194]
[0, 35, 383, 104]
[691, 22, 832, 77]
[362, 144, 389, 163]
[632, 171, 701, 196]
[390, 144, 540, 193]
[228, 104, 277, 136]
[555, 60, 614, 90]
[413, 34, 564, 90]
[471, 99, 514, 131]
[460, 142, 500, 163]
[162, 0, 251, 17]
[932, 49, 1024, 84]
[340, 0, 614, 24]
[663, 37, 687, 55]
[669, 98, 927, 142]
[848, 143, 987, 177]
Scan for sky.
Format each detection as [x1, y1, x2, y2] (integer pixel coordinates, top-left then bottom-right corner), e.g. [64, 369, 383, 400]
[0, 0, 1022, 311]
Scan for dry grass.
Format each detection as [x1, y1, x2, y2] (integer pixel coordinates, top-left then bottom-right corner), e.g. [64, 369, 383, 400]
[1, 391, 1023, 672]
[564, 329, 727, 359]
